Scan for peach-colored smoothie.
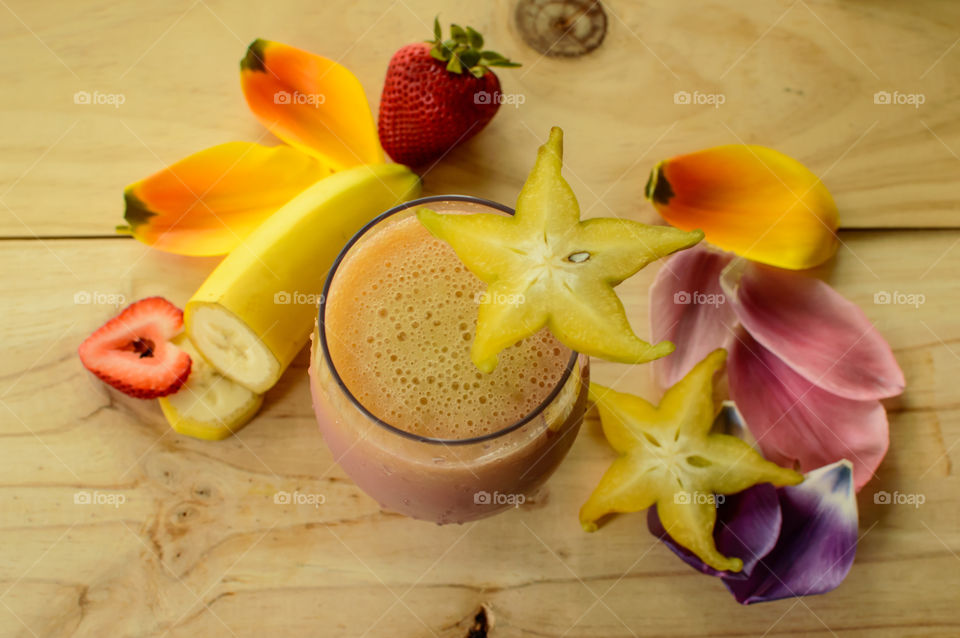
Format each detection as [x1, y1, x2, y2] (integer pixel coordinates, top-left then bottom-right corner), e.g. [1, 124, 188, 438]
[310, 200, 588, 523]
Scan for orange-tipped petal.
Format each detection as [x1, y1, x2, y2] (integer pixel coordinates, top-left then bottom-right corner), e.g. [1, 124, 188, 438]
[646, 145, 838, 270]
[240, 39, 384, 169]
[121, 142, 328, 256]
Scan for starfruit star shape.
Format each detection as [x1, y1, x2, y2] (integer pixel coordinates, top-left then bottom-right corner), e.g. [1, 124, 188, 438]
[580, 349, 803, 572]
[418, 127, 704, 373]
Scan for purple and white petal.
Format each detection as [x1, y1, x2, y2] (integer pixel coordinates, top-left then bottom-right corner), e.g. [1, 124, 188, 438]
[724, 460, 859, 604]
[648, 483, 782, 579]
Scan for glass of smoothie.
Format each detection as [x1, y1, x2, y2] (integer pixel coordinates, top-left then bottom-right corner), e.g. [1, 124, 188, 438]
[310, 196, 589, 524]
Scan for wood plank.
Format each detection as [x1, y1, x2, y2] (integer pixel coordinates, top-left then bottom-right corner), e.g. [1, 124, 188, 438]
[0, 231, 957, 636]
[1, 0, 959, 239]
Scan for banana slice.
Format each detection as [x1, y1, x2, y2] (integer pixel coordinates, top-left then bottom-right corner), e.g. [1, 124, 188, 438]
[188, 305, 279, 395]
[159, 335, 263, 440]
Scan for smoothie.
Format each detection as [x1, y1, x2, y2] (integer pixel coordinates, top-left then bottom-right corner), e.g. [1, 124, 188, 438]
[310, 198, 588, 523]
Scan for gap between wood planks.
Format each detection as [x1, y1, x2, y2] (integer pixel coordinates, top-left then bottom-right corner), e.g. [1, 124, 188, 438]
[1, 227, 958, 242]
[0, 234, 133, 241]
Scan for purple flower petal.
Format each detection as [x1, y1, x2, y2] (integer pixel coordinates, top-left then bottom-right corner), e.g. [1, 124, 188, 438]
[724, 460, 858, 604]
[649, 460, 859, 604]
[648, 484, 781, 579]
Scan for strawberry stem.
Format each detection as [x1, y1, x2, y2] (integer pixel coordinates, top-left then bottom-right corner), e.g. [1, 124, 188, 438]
[427, 17, 521, 77]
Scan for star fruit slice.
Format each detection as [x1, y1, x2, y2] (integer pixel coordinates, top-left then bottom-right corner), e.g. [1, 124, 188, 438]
[417, 127, 704, 373]
[581, 349, 803, 572]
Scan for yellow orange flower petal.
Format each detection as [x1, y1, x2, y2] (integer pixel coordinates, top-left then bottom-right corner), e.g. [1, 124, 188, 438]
[120, 142, 328, 256]
[240, 39, 384, 169]
[645, 145, 838, 270]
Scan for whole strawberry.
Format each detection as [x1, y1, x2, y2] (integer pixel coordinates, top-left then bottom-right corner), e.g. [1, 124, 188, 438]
[378, 19, 520, 167]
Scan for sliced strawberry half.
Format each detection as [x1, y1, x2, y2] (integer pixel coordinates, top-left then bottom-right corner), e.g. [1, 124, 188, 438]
[78, 297, 192, 399]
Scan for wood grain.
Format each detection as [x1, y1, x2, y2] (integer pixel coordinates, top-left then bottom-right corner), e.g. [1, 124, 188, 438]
[0, 0, 958, 238]
[1, 230, 958, 637]
[2, 0, 959, 635]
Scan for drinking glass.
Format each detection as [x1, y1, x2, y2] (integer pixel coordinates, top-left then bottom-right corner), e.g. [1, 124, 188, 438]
[310, 196, 589, 523]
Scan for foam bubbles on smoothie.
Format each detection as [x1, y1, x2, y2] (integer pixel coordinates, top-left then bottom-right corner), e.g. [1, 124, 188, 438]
[326, 215, 570, 439]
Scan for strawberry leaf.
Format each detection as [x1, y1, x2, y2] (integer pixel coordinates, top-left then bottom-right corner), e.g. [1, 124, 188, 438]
[450, 24, 467, 44]
[427, 22, 521, 75]
[459, 49, 481, 69]
[446, 55, 462, 74]
[466, 26, 484, 50]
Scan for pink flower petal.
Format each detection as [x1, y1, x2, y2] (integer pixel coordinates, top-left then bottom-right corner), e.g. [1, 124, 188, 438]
[728, 332, 889, 491]
[721, 261, 904, 400]
[650, 246, 738, 388]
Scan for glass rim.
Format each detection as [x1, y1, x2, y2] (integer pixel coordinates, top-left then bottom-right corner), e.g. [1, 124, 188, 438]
[317, 194, 580, 446]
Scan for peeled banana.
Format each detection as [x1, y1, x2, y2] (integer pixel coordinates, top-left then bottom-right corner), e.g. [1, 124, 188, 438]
[185, 163, 421, 393]
[159, 335, 263, 440]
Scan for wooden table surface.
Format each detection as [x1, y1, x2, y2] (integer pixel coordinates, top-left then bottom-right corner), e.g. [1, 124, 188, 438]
[2, 1, 958, 636]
